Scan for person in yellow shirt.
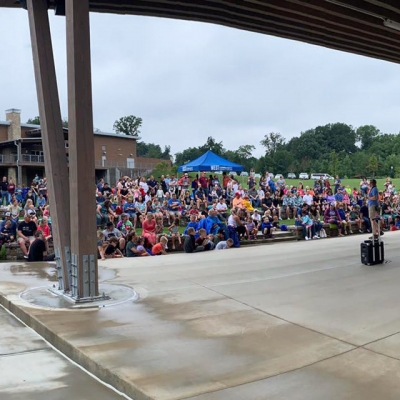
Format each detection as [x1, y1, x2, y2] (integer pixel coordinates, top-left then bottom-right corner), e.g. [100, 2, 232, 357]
[242, 196, 254, 213]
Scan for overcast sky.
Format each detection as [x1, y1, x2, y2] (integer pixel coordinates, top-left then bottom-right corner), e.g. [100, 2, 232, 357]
[0, 8, 399, 158]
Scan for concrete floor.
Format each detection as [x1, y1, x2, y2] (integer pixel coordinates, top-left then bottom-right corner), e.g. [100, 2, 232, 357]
[0, 306, 126, 399]
[1, 232, 400, 399]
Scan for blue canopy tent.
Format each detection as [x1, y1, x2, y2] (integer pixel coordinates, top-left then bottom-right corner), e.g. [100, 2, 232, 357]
[178, 150, 244, 173]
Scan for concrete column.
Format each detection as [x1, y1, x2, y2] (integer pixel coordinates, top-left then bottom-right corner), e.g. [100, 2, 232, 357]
[22, 168, 28, 187]
[27, 0, 71, 291]
[66, 0, 98, 298]
[7, 168, 17, 184]
[5, 109, 21, 140]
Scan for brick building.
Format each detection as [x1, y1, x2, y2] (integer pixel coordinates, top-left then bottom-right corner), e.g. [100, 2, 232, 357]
[0, 109, 168, 185]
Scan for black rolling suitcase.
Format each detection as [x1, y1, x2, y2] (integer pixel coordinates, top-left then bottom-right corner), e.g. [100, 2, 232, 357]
[361, 240, 384, 265]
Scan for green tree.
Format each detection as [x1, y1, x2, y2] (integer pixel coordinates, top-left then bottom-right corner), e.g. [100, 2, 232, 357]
[199, 136, 224, 155]
[113, 115, 142, 136]
[356, 125, 380, 151]
[367, 155, 378, 177]
[26, 116, 68, 128]
[151, 162, 177, 179]
[260, 132, 285, 155]
[26, 116, 40, 125]
[329, 151, 339, 176]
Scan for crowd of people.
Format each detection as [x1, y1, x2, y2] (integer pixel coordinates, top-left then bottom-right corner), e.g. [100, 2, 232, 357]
[95, 171, 399, 257]
[0, 170, 396, 260]
[0, 174, 52, 260]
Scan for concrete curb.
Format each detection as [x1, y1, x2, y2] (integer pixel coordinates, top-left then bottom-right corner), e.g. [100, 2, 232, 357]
[0, 294, 153, 400]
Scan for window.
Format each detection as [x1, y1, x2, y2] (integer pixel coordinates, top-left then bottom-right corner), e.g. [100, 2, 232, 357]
[127, 158, 135, 168]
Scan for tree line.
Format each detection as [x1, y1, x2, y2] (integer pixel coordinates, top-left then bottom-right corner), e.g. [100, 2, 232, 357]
[29, 114, 400, 178]
[175, 123, 400, 178]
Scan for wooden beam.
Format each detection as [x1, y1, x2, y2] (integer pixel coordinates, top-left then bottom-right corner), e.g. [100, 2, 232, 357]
[27, 0, 71, 291]
[66, 0, 98, 299]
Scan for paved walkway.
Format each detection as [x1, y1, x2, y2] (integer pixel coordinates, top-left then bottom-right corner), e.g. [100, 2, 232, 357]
[0, 306, 127, 399]
[1, 232, 400, 399]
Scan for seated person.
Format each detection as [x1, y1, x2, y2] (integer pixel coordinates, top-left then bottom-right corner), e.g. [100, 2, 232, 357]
[116, 213, 134, 236]
[104, 237, 124, 258]
[168, 193, 182, 221]
[126, 232, 149, 257]
[245, 216, 257, 240]
[242, 196, 254, 213]
[184, 227, 204, 253]
[251, 209, 262, 228]
[97, 230, 106, 260]
[205, 209, 226, 235]
[215, 197, 229, 220]
[184, 214, 200, 236]
[103, 222, 126, 251]
[0, 220, 15, 244]
[152, 236, 168, 255]
[196, 228, 214, 250]
[37, 217, 52, 241]
[28, 231, 55, 262]
[168, 218, 182, 250]
[18, 210, 37, 259]
[232, 192, 244, 209]
[261, 216, 273, 238]
[1, 212, 17, 238]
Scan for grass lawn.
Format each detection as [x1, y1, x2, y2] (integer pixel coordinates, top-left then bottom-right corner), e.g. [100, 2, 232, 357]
[234, 177, 397, 191]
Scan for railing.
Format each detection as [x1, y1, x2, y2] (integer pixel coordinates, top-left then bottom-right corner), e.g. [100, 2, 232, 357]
[94, 160, 163, 170]
[0, 154, 18, 163]
[21, 154, 45, 163]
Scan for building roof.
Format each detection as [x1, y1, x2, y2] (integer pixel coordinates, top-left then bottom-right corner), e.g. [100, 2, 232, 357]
[1, 1, 400, 64]
[27, 127, 141, 140]
[0, 120, 10, 126]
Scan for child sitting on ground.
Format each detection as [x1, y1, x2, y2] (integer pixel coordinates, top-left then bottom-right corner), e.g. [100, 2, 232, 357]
[97, 230, 106, 260]
[104, 237, 124, 258]
[184, 227, 202, 253]
[152, 236, 168, 255]
[196, 228, 214, 250]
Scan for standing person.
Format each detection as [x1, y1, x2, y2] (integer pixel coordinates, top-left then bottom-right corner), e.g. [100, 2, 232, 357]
[334, 175, 341, 194]
[17, 210, 37, 259]
[368, 179, 380, 240]
[199, 171, 209, 198]
[1, 176, 9, 206]
[7, 178, 16, 201]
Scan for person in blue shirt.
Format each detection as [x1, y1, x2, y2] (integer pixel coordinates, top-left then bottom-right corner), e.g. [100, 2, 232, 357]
[184, 214, 199, 236]
[168, 193, 182, 220]
[334, 188, 343, 202]
[123, 197, 137, 226]
[268, 179, 276, 194]
[368, 179, 379, 239]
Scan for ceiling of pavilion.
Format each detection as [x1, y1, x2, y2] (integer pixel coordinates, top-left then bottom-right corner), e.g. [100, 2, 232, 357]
[1, 0, 400, 64]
